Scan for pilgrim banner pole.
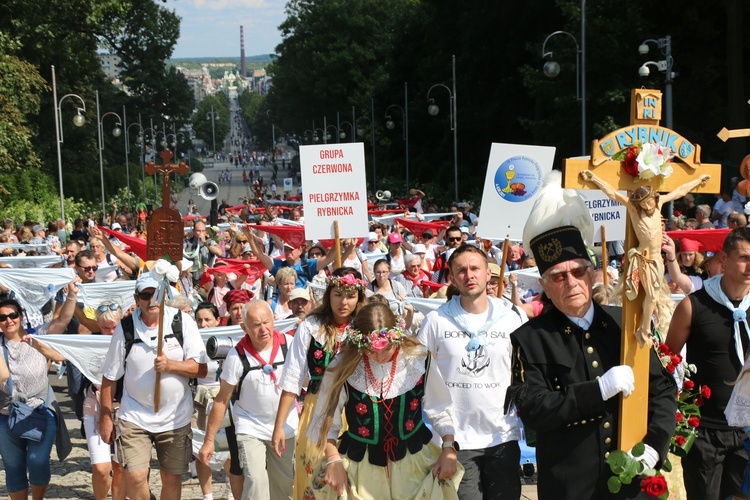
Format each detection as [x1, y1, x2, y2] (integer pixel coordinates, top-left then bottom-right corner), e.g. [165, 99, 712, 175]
[497, 237, 510, 298]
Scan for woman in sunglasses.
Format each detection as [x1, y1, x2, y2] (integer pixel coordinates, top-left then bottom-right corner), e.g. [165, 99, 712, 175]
[0, 298, 66, 499]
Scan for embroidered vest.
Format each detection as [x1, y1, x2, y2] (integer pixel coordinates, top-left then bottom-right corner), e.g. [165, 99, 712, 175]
[306, 337, 337, 395]
[338, 375, 432, 467]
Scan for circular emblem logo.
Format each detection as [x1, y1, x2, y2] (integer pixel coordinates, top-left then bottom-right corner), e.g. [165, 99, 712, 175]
[493, 155, 543, 202]
[538, 238, 563, 263]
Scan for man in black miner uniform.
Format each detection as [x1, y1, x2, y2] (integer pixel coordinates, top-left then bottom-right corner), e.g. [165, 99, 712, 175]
[505, 224, 676, 499]
[666, 226, 750, 500]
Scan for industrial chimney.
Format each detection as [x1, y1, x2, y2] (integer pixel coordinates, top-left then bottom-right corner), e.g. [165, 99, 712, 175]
[240, 26, 246, 78]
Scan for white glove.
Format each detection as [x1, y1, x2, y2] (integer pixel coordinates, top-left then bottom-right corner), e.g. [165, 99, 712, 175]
[598, 365, 634, 400]
[629, 443, 659, 469]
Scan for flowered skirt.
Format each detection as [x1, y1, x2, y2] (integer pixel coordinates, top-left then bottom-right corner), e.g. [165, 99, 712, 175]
[296, 392, 323, 500]
[311, 443, 464, 500]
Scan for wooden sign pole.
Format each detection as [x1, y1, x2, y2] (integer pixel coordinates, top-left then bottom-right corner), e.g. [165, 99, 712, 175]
[497, 237, 510, 298]
[333, 220, 342, 270]
[562, 89, 721, 452]
[153, 289, 166, 412]
[601, 227, 609, 289]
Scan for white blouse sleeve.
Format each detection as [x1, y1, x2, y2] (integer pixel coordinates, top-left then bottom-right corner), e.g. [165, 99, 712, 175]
[277, 317, 314, 395]
[422, 356, 455, 439]
[306, 357, 347, 444]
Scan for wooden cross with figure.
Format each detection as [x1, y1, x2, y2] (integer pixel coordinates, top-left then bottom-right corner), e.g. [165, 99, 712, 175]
[144, 148, 189, 262]
[563, 88, 721, 451]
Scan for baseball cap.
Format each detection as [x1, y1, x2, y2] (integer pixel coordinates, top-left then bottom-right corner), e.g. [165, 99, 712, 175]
[412, 243, 427, 254]
[32, 224, 45, 234]
[488, 263, 502, 277]
[284, 242, 295, 250]
[135, 273, 160, 292]
[242, 243, 253, 254]
[368, 231, 379, 242]
[289, 288, 310, 302]
[388, 232, 402, 243]
[422, 229, 434, 239]
[460, 226, 469, 234]
[111, 222, 122, 230]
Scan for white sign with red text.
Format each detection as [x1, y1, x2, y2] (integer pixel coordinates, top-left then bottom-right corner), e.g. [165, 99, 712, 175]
[300, 143, 369, 240]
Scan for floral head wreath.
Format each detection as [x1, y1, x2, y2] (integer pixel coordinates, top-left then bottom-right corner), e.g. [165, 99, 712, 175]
[328, 273, 366, 292]
[348, 317, 407, 352]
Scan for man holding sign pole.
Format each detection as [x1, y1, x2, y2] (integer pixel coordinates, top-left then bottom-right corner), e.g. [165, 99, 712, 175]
[505, 183, 676, 499]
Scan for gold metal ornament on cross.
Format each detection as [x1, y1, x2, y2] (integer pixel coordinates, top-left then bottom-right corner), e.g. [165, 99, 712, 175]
[564, 88, 720, 451]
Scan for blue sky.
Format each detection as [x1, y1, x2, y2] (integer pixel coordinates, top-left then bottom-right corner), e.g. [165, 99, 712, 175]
[165, 0, 286, 59]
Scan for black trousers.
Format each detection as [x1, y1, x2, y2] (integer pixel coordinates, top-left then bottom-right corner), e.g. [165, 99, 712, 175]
[682, 426, 750, 500]
[457, 440, 521, 500]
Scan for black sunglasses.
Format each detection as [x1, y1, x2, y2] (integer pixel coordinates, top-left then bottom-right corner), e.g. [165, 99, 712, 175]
[0, 311, 20, 322]
[137, 290, 156, 301]
[447, 237, 462, 242]
[79, 265, 99, 272]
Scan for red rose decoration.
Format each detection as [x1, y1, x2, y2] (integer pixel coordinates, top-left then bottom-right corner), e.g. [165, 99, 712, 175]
[405, 419, 415, 431]
[623, 147, 640, 178]
[670, 354, 682, 365]
[355, 403, 367, 415]
[416, 376, 424, 385]
[409, 398, 419, 411]
[658, 343, 670, 355]
[665, 363, 676, 374]
[675, 411, 683, 423]
[313, 366, 323, 375]
[683, 379, 695, 390]
[688, 416, 700, 428]
[701, 385, 711, 399]
[675, 435, 686, 446]
[358, 426, 370, 438]
[640, 474, 668, 497]
[314, 349, 323, 360]
[695, 396, 704, 407]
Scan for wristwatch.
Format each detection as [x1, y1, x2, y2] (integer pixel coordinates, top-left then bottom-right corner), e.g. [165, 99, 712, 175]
[442, 441, 460, 451]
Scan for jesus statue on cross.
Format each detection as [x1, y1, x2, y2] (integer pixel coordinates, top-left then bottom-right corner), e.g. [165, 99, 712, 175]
[580, 169, 711, 346]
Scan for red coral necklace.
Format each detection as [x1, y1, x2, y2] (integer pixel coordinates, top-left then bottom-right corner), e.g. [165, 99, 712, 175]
[363, 349, 399, 400]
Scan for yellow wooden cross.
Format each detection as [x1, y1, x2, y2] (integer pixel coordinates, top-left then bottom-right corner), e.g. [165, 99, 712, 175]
[563, 89, 721, 451]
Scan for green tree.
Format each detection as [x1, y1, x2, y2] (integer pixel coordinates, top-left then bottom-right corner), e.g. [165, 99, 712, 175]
[0, 43, 47, 194]
[192, 94, 230, 153]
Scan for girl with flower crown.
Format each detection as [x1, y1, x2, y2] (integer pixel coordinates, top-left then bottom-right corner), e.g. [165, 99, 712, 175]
[272, 267, 366, 500]
[308, 302, 463, 499]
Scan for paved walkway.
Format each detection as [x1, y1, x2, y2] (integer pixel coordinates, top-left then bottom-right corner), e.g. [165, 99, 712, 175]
[0, 373, 539, 499]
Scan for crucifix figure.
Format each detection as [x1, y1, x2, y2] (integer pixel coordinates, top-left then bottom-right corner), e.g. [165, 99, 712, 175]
[145, 149, 189, 263]
[580, 169, 710, 346]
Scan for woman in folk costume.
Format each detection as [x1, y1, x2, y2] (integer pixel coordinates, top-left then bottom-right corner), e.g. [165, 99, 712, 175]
[272, 267, 366, 499]
[308, 301, 462, 499]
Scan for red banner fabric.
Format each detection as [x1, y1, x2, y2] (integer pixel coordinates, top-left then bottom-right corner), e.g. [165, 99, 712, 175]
[248, 224, 306, 248]
[666, 228, 731, 253]
[97, 226, 147, 260]
[395, 218, 450, 238]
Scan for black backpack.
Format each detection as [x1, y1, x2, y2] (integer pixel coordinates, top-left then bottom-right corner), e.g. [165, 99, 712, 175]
[115, 312, 184, 402]
[231, 339, 289, 401]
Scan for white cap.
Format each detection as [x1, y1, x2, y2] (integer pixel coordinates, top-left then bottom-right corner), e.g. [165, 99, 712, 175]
[289, 288, 310, 302]
[368, 231, 379, 242]
[111, 222, 122, 230]
[412, 243, 427, 254]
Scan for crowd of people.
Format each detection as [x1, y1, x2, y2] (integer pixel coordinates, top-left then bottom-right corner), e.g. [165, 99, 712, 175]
[1, 172, 750, 500]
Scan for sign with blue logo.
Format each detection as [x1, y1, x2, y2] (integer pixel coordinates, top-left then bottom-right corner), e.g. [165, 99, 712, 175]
[478, 143, 555, 241]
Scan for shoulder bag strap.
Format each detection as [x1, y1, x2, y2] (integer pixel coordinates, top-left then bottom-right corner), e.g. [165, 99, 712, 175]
[2, 337, 13, 398]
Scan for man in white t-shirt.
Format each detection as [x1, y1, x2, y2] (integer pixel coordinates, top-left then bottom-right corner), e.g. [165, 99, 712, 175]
[418, 244, 527, 500]
[99, 272, 206, 500]
[199, 300, 297, 500]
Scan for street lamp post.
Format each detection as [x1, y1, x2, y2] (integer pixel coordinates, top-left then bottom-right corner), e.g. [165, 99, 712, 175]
[638, 35, 676, 226]
[542, 28, 586, 155]
[386, 82, 410, 192]
[51, 65, 86, 220]
[123, 110, 145, 210]
[313, 128, 325, 144]
[426, 54, 459, 200]
[96, 90, 123, 215]
[326, 125, 338, 144]
[145, 120, 167, 205]
[356, 110, 376, 189]
[638, 35, 675, 129]
[206, 106, 219, 156]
